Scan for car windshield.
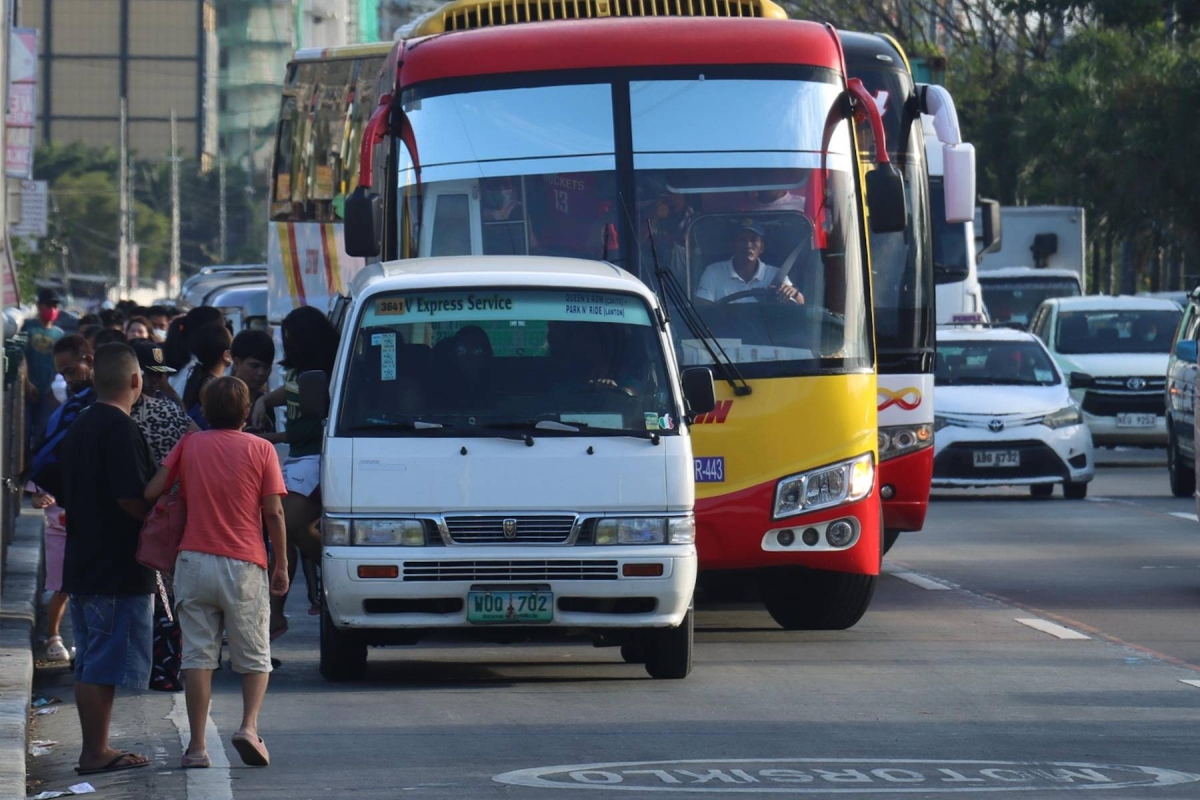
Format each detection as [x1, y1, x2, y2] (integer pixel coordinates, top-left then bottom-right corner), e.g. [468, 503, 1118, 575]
[935, 340, 1060, 386]
[981, 279, 1081, 328]
[1055, 309, 1181, 355]
[395, 76, 871, 379]
[336, 288, 680, 437]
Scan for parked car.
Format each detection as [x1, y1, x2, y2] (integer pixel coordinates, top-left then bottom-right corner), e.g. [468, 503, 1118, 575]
[1029, 295, 1181, 448]
[1139, 290, 1189, 309]
[933, 326, 1094, 498]
[1165, 287, 1200, 496]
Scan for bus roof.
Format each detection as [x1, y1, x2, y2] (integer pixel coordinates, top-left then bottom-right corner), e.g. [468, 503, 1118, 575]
[291, 41, 395, 63]
[839, 31, 909, 74]
[399, 18, 842, 85]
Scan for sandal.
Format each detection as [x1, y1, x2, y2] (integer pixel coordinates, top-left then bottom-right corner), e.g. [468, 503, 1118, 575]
[182, 752, 211, 769]
[231, 733, 270, 767]
[44, 636, 71, 663]
[76, 751, 150, 775]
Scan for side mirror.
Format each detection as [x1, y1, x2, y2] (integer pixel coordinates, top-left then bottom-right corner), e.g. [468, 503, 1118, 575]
[866, 165, 906, 234]
[941, 143, 976, 223]
[680, 367, 717, 416]
[298, 369, 331, 420]
[1068, 372, 1094, 390]
[345, 186, 382, 258]
[1175, 340, 1198, 365]
[978, 198, 1002, 255]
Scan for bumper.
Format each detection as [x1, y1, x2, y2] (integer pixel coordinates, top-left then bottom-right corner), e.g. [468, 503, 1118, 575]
[695, 481, 881, 576]
[932, 423, 1094, 488]
[1084, 413, 1167, 446]
[323, 544, 697, 631]
[879, 446, 932, 532]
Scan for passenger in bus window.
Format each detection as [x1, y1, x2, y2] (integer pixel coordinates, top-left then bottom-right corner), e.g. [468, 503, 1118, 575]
[696, 222, 803, 305]
[481, 177, 524, 221]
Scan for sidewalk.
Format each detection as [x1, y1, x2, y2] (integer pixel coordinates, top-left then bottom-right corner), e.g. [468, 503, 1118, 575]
[0, 508, 43, 800]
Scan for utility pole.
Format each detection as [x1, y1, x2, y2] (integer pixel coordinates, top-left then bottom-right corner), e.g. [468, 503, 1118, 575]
[118, 97, 129, 297]
[169, 109, 181, 297]
[218, 154, 227, 262]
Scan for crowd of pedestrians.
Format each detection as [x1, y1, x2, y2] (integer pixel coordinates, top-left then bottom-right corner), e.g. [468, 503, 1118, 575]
[22, 296, 337, 775]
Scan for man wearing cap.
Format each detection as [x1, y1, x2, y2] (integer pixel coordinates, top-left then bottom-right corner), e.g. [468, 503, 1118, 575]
[24, 288, 66, 453]
[696, 222, 803, 305]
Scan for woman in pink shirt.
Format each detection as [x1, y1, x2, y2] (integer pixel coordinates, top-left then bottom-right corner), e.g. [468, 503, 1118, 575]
[145, 377, 288, 769]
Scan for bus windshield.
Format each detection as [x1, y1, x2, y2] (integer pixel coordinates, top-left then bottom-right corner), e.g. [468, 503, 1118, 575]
[395, 75, 871, 378]
[336, 288, 679, 437]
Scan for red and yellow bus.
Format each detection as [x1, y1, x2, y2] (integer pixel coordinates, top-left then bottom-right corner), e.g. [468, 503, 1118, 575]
[291, 2, 908, 630]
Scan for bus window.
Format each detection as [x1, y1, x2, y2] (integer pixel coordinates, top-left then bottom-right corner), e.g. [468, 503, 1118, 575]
[307, 59, 354, 222]
[341, 56, 386, 207]
[430, 194, 473, 256]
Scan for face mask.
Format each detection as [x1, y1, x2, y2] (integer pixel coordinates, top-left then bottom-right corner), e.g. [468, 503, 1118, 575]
[154, 327, 168, 339]
[39, 307, 59, 325]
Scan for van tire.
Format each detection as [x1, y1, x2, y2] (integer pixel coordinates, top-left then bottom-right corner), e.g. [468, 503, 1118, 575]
[620, 641, 646, 664]
[1030, 483, 1055, 498]
[644, 608, 693, 679]
[1063, 481, 1088, 500]
[762, 567, 876, 630]
[882, 529, 901, 555]
[1168, 429, 1195, 498]
[320, 603, 368, 682]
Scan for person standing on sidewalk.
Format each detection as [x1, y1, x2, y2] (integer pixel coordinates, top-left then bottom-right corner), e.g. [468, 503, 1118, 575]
[59, 343, 156, 776]
[27, 485, 70, 663]
[23, 288, 65, 457]
[145, 377, 289, 769]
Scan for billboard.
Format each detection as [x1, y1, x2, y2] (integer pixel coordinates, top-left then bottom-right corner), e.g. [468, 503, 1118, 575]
[6, 28, 38, 179]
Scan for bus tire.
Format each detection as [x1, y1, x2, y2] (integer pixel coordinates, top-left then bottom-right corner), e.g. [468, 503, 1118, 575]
[1168, 429, 1195, 498]
[762, 567, 877, 631]
[644, 608, 693, 679]
[1030, 483, 1055, 498]
[882, 529, 901, 555]
[320, 603, 368, 682]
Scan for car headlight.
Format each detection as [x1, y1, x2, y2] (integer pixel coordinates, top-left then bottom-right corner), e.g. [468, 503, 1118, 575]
[1042, 405, 1083, 429]
[878, 424, 933, 460]
[774, 454, 875, 519]
[594, 516, 692, 545]
[322, 517, 427, 546]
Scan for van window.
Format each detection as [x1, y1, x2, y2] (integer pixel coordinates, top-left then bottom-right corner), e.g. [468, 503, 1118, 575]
[338, 288, 679, 437]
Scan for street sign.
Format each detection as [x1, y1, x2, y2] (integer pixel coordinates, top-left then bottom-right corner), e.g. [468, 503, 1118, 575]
[11, 180, 47, 240]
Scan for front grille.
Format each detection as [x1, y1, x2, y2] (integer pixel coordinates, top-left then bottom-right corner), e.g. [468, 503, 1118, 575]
[441, 0, 769, 30]
[1081, 391, 1164, 417]
[403, 559, 620, 582]
[1092, 376, 1166, 392]
[443, 515, 577, 544]
[933, 440, 1069, 482]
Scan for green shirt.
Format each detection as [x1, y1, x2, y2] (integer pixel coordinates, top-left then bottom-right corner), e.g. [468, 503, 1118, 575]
[284, 368, 324, 457]
[22, 320, 64, 393]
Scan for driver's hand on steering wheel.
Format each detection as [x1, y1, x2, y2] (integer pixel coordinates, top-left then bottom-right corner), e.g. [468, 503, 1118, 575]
[776, 284, 804, 304]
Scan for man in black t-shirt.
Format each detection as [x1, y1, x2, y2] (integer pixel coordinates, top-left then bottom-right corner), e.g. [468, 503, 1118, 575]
[60, 343, 156, 777]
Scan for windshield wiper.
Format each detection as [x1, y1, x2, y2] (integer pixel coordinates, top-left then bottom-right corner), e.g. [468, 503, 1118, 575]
[348, 418, 449, 432]
[527, 418, 662, 444]
[644, 221, 752, 396]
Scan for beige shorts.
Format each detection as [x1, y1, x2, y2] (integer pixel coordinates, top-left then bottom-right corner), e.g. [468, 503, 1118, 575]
[173, 551, 272, 674]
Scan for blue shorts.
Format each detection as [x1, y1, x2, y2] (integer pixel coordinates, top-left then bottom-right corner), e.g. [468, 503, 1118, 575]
[69, 594, 153, 689]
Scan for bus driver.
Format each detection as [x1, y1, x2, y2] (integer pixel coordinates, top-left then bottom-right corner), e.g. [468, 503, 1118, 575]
[695, 222, 803, 305]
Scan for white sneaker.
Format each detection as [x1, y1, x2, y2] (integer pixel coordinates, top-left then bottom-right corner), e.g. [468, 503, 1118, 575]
[44, 636, 71, 663]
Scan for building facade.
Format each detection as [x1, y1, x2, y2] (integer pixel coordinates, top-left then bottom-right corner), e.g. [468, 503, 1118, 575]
[18, 0, 218, 162]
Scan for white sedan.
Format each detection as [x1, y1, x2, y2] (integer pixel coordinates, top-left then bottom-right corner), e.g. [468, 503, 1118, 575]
[933, 326, 1095, 498]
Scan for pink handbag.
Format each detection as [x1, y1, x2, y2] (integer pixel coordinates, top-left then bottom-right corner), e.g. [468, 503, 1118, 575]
[136, 433, 192, 573]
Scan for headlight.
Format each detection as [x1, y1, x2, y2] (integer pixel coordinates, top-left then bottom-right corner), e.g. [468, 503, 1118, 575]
[322, 517, 426, 546]
[594, 517, 691, 545]
[354, 519, 426, 546]
[878, 424, 933, 460]
[774, 454, 874, 519]
[1043, 405, 1083, 429]
[322, 517, 351, 546]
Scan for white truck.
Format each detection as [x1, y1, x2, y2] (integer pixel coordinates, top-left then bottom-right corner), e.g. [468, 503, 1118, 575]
[975, 206, 1086, 329]
[306, 255, 711, 682]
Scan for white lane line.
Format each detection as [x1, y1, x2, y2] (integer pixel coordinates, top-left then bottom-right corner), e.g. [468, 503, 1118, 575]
[169, 692, 234, 800]
[1181, 680, 1200, 689]
[1168, 512, 1199, 522]
[1015, 617, 1091, 640]
[889, 571, 952, 591]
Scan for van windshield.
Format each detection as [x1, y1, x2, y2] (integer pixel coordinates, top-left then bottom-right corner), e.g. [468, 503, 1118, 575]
[1056, 309, 1181, 355]
[337, 288, 680, 437]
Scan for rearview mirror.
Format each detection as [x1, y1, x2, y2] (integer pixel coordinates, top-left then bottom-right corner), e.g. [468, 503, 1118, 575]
[680, 367, 717, 416]
[978, 198, 1001, 255]
[866, 166, 906, 234]
[345, 187, 382, 258]
[1175, 340, 1198, 365]
[1068, 372, 1094, 390]
[298, 369, 331, 420]
[941, 143, 976, 223]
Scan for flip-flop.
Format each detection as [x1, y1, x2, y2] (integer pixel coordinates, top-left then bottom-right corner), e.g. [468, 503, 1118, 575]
[231, 733, 270, 766]
[76, 751, 151, 775]
[182, 752, 211, 769]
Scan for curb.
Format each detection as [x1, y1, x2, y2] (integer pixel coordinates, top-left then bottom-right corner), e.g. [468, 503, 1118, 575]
[0, 508, 44, 800]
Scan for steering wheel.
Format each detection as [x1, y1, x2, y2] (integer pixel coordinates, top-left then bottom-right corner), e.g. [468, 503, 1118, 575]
[587, 378, 638, 397]
[716, 288, 796, 305]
